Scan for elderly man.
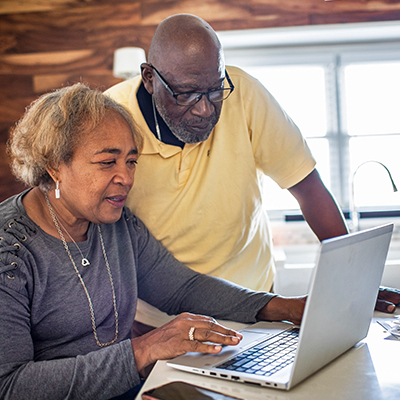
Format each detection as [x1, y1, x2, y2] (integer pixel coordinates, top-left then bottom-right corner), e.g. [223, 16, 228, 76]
[106, 14, 399, 330]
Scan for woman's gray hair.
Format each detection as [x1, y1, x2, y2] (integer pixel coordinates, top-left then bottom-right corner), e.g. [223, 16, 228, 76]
[7, 83, 143, 191]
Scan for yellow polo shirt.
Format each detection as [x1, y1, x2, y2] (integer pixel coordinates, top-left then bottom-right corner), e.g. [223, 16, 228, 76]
[106, 66, 315, 326]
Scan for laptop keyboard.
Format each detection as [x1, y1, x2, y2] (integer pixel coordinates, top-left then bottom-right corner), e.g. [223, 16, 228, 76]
[216, 327, 299, 377]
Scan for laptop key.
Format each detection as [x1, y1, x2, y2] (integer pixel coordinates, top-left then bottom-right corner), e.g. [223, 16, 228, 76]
[242, 361, 257, 369]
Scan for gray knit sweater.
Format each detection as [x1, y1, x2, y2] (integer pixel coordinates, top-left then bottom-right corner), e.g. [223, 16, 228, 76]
[0, 190, 274, 399]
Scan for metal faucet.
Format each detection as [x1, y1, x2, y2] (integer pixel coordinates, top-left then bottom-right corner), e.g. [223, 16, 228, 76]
[349, 161, 398, 232]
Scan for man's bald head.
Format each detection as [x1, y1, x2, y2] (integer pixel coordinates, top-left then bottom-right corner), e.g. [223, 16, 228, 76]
[148, 14, 223, 71]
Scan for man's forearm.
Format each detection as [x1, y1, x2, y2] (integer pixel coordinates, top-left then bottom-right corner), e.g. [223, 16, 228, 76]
[288, 169, 348, 241]
[256, 296, 307, 326]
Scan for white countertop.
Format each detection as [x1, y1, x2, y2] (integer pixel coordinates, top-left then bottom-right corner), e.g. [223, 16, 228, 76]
[136, 311, 400, 400]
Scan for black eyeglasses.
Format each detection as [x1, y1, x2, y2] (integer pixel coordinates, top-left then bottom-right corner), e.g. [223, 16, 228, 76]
[149, 64, 235, 107]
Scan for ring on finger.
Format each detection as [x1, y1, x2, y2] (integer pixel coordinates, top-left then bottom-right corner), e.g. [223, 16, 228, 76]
[189, 326, 196, 341]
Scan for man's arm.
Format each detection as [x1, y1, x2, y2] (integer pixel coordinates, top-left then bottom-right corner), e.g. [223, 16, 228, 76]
[256, 296, 307, 326]
[288, 169, 348, 241]
[288, 168, 400, 312]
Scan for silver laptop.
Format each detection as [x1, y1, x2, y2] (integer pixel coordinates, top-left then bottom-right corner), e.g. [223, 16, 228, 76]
[167, 224, 394, 390]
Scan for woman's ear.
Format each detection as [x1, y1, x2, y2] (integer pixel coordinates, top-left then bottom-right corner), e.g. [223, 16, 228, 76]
[46, 167, 58, 184]
[141, 63, 155, 95]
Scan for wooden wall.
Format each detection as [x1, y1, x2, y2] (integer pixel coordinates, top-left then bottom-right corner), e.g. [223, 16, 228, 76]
[1, 0, 400, 202]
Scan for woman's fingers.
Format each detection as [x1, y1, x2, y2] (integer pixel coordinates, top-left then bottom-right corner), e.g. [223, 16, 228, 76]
[179, 313, 243, 344]
[187, 339, 223, 354]
[131, 313, 244, 371]
[178, 313, 243, 355]
[187, 325, 241, 345]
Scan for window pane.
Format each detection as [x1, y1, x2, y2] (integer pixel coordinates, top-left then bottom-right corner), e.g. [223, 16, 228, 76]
[244, 65, 327, 137]
[262, 138, 330, 210]
[262, 177, 298, 211]
[344, 61, 400, 135]
[349, 136, 400, 208]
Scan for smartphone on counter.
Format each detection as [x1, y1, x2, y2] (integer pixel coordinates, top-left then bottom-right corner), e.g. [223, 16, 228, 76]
[142, 381, 244, 400]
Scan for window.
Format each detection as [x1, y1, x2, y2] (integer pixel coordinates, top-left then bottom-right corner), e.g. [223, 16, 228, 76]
[220, 23, 400, 216]
[243, 63, 331, 211]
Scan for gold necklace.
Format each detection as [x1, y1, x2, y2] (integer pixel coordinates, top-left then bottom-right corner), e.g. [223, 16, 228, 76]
[44, 192, 119, 347]
[51, 211, 91, 267]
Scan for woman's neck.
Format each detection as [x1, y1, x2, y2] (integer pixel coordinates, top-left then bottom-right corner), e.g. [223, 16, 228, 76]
[23, 187, 89, 242]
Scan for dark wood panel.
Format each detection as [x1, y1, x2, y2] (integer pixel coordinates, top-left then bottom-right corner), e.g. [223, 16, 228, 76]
[2, 1, 400, 55]
[0, 96, 36, 126]
[0, 0, 75, 15]
[0, 4, 143, 54]
[0, 140, 27, 202]
[32, 73, 123, 94]
[310, 9, 400, 25]
[0, 75, 33, 97]
[0, 0, 140, 15]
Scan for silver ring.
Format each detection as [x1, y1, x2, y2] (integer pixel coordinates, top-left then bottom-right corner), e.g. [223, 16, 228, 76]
[189, 326, 196, 341]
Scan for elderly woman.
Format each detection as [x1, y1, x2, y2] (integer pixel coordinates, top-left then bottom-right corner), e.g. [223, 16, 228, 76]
[0, 83, 304, 399]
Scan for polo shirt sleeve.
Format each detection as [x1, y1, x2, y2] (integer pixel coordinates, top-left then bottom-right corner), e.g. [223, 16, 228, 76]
[228, 67, 316, 189]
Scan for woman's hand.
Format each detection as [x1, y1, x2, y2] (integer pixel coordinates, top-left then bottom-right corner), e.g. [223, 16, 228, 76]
[131, 313, 243, 372]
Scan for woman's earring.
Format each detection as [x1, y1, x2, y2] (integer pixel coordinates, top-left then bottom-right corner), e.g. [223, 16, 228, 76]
[55, 180, 60, 199]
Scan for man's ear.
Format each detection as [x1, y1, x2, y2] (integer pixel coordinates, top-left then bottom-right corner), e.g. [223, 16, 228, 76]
[141, 63, 154, 95]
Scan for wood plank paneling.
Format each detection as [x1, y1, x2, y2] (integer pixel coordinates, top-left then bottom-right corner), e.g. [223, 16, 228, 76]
[1, 0, 400, 202]
[0, 0, 77, 15]
[0, 4, 143, 53]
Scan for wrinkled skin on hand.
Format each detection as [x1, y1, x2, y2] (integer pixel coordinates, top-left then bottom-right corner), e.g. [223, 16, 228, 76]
[131, 313, 243, 373]
[376, 286, 400, 313]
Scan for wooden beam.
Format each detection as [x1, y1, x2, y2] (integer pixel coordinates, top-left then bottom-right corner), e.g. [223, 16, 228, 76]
[33, 73, 123, 93]
[0, 0, 76, 15]
[1, 50, 93, 67]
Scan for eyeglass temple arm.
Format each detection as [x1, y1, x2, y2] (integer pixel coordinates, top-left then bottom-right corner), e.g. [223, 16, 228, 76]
[225, 70, 235, 90]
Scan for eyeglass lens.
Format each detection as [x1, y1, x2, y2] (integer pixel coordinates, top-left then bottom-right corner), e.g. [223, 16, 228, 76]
[150, 64, 233, 106]
[176, 88, 231, 106]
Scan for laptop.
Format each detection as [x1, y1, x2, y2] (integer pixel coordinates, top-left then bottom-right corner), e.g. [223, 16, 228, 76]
[167, 224, 394, 390]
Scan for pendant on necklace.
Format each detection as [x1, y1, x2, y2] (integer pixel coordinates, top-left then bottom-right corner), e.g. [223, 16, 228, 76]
[82, 258, 90, 267]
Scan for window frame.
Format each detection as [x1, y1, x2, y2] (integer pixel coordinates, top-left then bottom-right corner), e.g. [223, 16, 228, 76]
[219, 23, 400, 220]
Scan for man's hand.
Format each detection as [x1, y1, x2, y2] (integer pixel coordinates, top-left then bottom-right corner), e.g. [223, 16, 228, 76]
[376, 286, 400, 313]
[256, 295, 307, 325]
